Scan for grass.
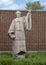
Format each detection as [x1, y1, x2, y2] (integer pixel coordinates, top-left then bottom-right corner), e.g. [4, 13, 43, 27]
[0, 51, 46, 65]
[0, 52, 12, 58]
[25, 51, 46, 64]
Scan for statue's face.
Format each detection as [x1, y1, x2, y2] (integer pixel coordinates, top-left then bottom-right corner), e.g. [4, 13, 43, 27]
[16, 13, 21, 18]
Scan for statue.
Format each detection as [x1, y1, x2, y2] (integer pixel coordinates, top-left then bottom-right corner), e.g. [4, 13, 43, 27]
[8, 9, 32, 58]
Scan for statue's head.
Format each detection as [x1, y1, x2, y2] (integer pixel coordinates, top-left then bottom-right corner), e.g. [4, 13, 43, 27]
[16, 11, 21, 18]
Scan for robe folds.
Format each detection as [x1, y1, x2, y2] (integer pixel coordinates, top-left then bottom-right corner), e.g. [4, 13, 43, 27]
[8, 16, 32, 54]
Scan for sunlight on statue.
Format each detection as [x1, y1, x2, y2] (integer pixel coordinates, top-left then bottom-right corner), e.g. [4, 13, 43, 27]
[8, 9, 32, 58]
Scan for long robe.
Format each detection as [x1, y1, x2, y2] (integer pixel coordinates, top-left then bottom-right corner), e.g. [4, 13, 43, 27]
[8, 16, 32, 54]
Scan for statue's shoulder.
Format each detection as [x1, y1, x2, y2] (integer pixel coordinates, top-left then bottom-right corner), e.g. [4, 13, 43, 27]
[19, 17, 26, 21]
[22, 16, 26, 19]
[12, 16, 26, 22]
[13, 18, 18, 22]
[18, 16, 26, 20]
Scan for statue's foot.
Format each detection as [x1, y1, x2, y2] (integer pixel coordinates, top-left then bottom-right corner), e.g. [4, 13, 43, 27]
[17, 55, 25, 59]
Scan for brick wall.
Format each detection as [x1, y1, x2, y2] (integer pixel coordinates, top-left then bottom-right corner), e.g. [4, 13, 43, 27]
[0, 10, 46, 51]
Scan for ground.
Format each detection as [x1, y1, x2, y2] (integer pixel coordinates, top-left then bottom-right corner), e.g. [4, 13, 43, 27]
[0, 51, 46, 65]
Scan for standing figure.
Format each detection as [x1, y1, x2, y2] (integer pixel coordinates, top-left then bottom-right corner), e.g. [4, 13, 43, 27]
[8, 10, 32, 58]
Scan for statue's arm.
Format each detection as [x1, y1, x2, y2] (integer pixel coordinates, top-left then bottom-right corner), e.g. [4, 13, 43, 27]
[8, 20, 15, 40]
[25, 12, 32, 30]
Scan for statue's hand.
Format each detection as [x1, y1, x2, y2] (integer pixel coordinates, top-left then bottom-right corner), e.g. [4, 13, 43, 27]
[27, 8, 32, 17]
[8, 32, 15, 40]
[12, 37, 15, 40]
[11, 34, 15, 40]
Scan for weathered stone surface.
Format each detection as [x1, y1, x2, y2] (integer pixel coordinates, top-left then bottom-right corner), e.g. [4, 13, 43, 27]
[8, 11, 32, 57]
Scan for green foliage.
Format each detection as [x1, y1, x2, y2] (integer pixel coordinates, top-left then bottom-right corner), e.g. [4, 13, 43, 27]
[0, 52, 46, 65]
[0, 58, 15, 65]
[26, 1, 44, 10]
